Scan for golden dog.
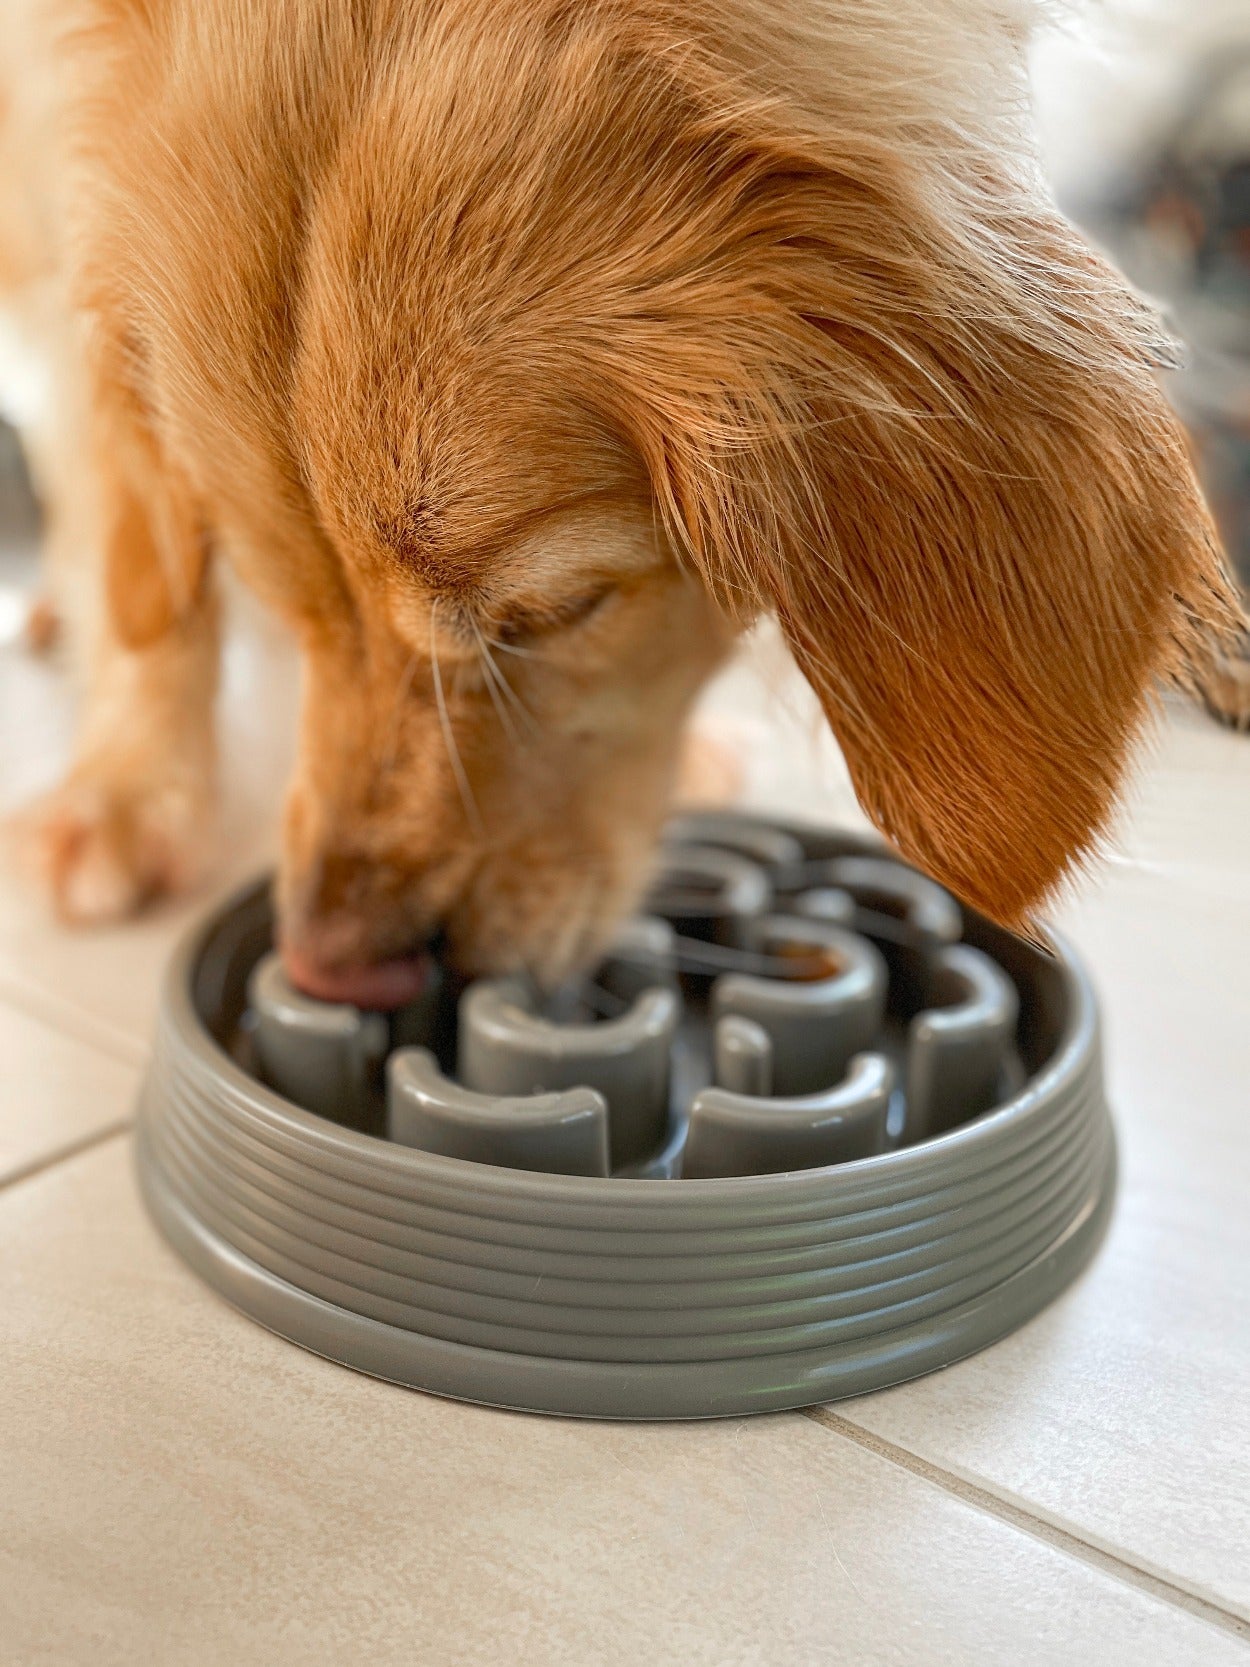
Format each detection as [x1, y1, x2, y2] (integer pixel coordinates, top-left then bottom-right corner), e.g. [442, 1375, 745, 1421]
[0, 0, 1238, 1003]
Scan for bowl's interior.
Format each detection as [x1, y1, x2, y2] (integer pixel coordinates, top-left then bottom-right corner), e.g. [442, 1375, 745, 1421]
[185, 817, 1072, 1181]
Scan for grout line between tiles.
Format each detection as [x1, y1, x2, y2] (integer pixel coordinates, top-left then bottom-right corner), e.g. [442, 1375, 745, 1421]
[802, 1407, 1248, 1641]
[0, 970, 148, 1068]
[0, 1116, 133, 1194]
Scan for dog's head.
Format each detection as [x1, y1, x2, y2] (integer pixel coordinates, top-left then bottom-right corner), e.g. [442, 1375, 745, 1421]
[92, 0, 1237, 1000]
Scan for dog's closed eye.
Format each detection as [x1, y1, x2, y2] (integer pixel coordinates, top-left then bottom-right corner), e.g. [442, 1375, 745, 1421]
[494, 583, 617, 646]
[421, 581, 620, 666]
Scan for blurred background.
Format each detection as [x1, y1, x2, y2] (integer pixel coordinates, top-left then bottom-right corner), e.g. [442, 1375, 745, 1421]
[1034, 0, 1250, 622]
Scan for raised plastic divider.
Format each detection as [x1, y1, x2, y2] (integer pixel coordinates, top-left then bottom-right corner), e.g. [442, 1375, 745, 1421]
[712, 1014, 773, 1097]
[905, 944, 1020, 1143]
[682, 1054, 893, 1179]
[643, 843, 772, 946]
[806, 855, 963, 944]
[457, 976, 679, 1169]
[710, 916, 887, 1096]
[794, 855, 963, 1014]
[387, 1049, 611, 1176]
[662, 813, 807, 890]
[248, 954, 388, 1129]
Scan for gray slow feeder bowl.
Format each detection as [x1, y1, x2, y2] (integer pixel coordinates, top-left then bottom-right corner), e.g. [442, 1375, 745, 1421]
[135, 812, 1116, 1420]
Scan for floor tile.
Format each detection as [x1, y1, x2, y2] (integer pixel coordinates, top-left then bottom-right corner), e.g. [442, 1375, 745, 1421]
[0, 1138, 1242, 1667]
[0, 854, 267, 1061]
[1112, 702, 1250, 893]
[839, 723, 1250, 1621]
[0, 999, 137, 1185]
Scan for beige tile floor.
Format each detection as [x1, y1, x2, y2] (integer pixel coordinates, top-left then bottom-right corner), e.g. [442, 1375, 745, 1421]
[1, 555, 1248, 1662]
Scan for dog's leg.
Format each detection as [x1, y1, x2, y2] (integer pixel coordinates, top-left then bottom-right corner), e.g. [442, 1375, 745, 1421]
[24, 591, 221, 924]
[13, 336, 221, 922]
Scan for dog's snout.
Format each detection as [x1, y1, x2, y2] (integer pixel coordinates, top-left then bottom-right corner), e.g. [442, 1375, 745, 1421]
[277, 845, 437, 1011]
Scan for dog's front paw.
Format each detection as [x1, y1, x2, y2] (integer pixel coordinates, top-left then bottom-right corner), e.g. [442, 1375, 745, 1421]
[1199, 651, 1250, 734]
[10, 767, 217, 924]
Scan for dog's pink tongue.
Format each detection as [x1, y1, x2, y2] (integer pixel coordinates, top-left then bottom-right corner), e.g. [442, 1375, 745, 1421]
[281, 945, 433, 1011]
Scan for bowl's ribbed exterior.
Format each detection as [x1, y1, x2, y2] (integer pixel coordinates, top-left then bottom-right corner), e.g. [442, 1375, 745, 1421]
[135, 877, 1115, 1419]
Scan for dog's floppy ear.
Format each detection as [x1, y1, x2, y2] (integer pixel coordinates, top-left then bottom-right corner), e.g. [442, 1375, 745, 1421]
[609, 131, 1239, 929]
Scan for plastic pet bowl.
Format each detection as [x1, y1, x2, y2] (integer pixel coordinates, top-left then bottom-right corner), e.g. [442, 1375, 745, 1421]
[135, 812, 1116, 1420]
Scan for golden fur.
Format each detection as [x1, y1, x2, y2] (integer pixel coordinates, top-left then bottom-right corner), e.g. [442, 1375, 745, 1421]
[0, 0, 1239, 996]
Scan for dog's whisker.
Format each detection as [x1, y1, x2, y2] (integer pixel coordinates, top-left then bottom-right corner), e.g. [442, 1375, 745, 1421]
[430, 599, 484, 837]
[478, 629, 535, 704]
[489, 658, 539, 735]
[483, 636, 545, 663]
[469, 620, 515, 741]
[471, 618, 533, 745]
[473, 621, 540, 738]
